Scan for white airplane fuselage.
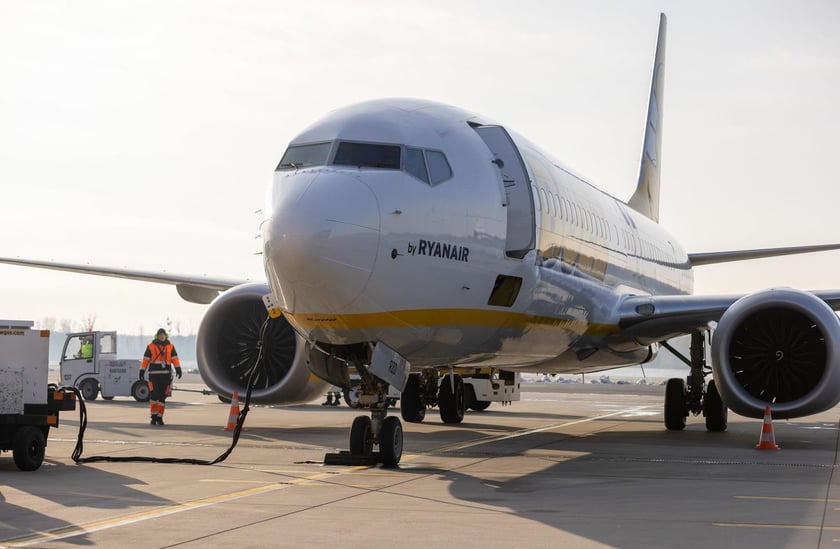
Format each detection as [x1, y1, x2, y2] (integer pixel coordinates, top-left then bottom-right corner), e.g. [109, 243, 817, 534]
[262, 98, 693, 374]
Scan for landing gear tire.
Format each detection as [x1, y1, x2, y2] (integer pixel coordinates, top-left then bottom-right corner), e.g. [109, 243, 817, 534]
[350, 415, 374, 456]
[401, 373, 426, 423]
[132, 380, 150, 402]
[80, 378, 99, 401]
[664, 378, 687, 431]
[703, 379, 728, 432]
[13, 425, 46, 471]
[343, 385, 362, 409]
[380, 416, 403, 467]
[439, 374, 465, 424]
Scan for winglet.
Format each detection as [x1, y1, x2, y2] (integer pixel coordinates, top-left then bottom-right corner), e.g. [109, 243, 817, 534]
[627, 13, 667, 223]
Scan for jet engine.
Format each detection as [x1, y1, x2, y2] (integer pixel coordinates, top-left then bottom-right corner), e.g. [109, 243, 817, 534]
[711, 288, 840, 419]
[196, 283, 329, 404]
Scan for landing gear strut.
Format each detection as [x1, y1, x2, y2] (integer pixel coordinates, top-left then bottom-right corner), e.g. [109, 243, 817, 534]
[662, 331, 728, 432]
[327, 355, 404, 467]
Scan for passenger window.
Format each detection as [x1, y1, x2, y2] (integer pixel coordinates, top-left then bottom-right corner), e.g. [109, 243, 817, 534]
[334, 142, 401, 169]
[405, 148, 429, 183]
[276, 142, 332, 170]
[426, 151, 453, 184]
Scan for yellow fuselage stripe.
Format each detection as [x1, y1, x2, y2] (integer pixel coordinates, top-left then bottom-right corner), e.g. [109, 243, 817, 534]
[286, 308, 617, 337]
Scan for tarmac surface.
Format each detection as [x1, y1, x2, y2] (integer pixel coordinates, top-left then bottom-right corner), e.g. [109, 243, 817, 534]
[2, 379, 840, 548]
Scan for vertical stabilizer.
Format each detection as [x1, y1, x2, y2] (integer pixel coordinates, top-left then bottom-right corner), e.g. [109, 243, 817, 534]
[628, 13, 667, 223]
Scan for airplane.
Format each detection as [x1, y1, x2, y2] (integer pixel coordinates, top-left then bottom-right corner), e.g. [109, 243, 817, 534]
[4, 13, 840, 467]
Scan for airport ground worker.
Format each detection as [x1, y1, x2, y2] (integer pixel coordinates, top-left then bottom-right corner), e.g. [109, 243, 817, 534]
[322, 385, 342, 406]
[139, 328, 182, 425]
[79, 335, 93, 359]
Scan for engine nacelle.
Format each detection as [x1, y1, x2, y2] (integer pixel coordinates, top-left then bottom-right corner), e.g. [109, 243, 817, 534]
[196, 283, 329, 404]
[711, 288, 840, 419]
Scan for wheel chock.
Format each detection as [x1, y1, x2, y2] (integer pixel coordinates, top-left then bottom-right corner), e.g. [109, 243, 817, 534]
[323, 451, 381, 466]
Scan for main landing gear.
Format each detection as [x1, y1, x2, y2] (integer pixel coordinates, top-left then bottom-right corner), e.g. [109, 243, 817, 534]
[662, 331, 728, 432]
[400, 369, 467, 425]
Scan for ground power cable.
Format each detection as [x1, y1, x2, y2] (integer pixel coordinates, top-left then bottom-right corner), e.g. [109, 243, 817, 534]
[69, 316, 270, 465]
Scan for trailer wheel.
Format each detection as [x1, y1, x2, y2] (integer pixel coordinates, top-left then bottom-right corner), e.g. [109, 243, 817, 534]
[131, 381, 150, 402]
[79, 379, 99, 401]
[13, 425, 46, 471]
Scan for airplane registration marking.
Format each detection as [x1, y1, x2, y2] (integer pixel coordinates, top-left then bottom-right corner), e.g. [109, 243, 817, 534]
[2, 468, 365, 547]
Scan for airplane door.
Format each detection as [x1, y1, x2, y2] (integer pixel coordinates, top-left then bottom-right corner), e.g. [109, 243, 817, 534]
[473, 125, 536, 259]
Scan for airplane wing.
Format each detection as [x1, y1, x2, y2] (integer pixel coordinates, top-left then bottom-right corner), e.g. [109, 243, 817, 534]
[617, 289, 840, 344]
[0, 256, 251, 304]
[614, 243, 840, 342]
[688, 243, 840, 266]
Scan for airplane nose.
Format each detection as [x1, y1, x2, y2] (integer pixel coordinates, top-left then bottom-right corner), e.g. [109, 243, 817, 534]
[263, 171, 380, 313]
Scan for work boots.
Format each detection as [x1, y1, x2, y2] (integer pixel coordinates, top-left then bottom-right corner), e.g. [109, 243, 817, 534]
[322, 393, 333, 406]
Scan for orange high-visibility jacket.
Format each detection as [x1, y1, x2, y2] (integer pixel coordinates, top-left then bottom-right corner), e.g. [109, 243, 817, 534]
[141, 340, 181, 370]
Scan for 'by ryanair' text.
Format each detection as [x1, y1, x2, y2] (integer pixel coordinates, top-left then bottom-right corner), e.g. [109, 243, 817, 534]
[407, 240, 469, 262]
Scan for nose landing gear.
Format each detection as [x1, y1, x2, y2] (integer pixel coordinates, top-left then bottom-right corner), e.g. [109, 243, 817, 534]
[325, 354, 405, 468]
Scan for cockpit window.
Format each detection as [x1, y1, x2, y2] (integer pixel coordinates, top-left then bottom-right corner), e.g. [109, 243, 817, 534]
[426, 150, 453, 184]
[276, 142, 331, 170]
[334, 142, 401, 169]
[405, 147, 429, 183]
[276, 139, 452, 185]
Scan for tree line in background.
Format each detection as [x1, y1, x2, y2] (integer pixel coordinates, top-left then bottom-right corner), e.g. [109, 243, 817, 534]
[35, 315, 193, 338]
[46, 332, 197, 363]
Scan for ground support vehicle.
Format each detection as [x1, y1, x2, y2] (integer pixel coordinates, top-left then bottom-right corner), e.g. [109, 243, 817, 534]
[0, 320, 76, 470]
[59, 331, 148, 401]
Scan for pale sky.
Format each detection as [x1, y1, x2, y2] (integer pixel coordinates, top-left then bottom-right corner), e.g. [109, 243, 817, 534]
[1, 1, 839, 335]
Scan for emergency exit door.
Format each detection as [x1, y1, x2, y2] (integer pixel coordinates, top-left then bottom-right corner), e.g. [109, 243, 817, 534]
[473, 125, 535, 259]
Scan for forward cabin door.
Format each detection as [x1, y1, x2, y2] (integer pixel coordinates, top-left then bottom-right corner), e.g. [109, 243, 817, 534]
[473, 125, 535, 259]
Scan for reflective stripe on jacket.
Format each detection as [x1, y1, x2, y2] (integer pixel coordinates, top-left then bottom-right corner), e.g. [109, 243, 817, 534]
[140, 340, 181, 370]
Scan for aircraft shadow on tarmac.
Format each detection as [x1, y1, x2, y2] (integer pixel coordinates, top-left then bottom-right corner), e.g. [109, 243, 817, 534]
[408, 418, 840, 548]
[181, 404, 834, 548]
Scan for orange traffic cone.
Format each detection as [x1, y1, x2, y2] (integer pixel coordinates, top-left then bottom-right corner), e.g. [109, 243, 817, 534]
[755, 405, 780, 450]
[224, 390, 241, 431]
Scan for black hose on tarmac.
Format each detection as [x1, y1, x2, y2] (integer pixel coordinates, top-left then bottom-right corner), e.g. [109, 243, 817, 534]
[70, 316, 270, 465]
